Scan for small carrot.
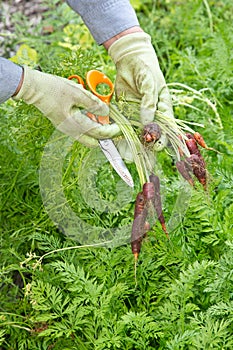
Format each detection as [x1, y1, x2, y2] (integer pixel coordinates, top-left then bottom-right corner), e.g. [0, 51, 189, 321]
[188, 154, 207, 189]
[131, 192, 148, 262]
[194, 132, 222, 154]
[149, 174, 169, 239]
[184, 133, 208, 189]
[133, 192, 146, 219]
[131, 182, 156, 262]
[142, 181, 155, 201]
[142, 122, 162, 144]
[193, 132, 209, 148]
[185, 134, 202, 158]
[131, 177, 169, 263]
[131, 189, 152, 286]
[177, 134, 185, 157]
[176, 160, 194, 186]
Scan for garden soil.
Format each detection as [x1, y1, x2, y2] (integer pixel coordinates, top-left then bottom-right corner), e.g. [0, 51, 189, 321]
[0, 0, 49, 56]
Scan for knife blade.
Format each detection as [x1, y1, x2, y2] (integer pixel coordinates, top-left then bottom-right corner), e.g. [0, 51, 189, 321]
[99, 139, 134, 188]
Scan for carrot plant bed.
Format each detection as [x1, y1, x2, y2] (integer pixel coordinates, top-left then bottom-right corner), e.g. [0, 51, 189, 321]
[1, 0, 233, 349]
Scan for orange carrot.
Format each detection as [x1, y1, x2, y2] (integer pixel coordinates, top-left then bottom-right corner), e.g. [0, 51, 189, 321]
[194, 132, 221, 153]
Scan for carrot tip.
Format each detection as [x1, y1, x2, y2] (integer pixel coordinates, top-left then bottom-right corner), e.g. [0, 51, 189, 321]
[161, 223, 170, 240]
[161, 223, 167, 232]
[134, 253, 139, 261]
[188, 179, 195, 186]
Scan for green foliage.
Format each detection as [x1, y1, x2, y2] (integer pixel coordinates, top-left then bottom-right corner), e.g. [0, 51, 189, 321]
[1, 0, 233, 349]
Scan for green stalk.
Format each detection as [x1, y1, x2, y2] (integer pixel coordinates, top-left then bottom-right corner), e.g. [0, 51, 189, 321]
[110, 102, 205, 182]
[110, 104, 150, 185]
[168, 82, 222, 129]
[202, 0, 213, 33]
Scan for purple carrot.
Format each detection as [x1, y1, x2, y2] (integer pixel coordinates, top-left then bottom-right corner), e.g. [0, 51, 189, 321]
[149, 174, 169, 239]
[131, 192, 149, 261]
[187, 154, 207, 189]
[176, 160, 194, 186]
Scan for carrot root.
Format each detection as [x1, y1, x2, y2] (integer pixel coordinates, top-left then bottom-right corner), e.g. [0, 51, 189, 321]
[176, 160, 194, 186]
[131, 191, 149, 258]
[187, 154, 207, 190]
[194, 131, 222, 154]
[149, 174, 169, 239]
[131, 176, 169, 260]
[142, 122, 162, 144]
[133, 252, 139, 261]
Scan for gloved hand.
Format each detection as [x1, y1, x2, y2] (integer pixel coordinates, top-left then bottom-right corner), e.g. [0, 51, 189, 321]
[109, 32, 173, 151]
[13, 66, 121, 147]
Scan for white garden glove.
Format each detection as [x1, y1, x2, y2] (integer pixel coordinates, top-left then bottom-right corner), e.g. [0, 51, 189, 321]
[109, 32, 173, 151]
[13, 66, 121, 148]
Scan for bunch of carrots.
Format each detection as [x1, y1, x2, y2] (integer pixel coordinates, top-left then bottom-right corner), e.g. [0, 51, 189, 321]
[109, 105, 217, 263]
[130, 123, 218, 262]
[176, 131, 218, 190]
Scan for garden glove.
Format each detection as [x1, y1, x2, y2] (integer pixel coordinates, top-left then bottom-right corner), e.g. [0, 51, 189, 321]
[13, 66, 121, 148]
[109, 32, 173, 151]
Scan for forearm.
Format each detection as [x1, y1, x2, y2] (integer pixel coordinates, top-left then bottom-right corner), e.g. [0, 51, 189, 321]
[0, 58, 23, 103]
[103, 26, 144, 50]
[66, 0, 140, 45]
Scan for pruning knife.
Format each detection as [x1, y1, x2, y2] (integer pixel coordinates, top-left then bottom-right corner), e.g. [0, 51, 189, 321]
[99, 139, 134, 187]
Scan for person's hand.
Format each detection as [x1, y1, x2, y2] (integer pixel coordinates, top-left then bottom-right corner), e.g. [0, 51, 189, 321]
[109, 32, 174, 151]
[13, 66, 121, 147]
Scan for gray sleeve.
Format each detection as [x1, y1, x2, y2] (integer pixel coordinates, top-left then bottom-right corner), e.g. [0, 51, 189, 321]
[0, 58, 23, 104]
[66, 0, 139, 44]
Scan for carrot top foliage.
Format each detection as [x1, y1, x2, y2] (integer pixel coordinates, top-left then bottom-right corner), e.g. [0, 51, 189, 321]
[1, 0, 233, 349]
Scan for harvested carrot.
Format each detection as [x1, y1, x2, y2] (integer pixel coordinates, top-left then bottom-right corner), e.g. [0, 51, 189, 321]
[131, 176, 169, 262]
[193, 132, 209, 149]
[149, 174, 169, 239]
[185, 133, 202, 157]
[133, 192, 146, 219]
[184, 133, 208, 189]
[131, 192, 148, 261]
[176, 160, 194, 186]
[131, 190, 151, 286]
[187, 154, 207, 189]
[142, 122, 162, 144]
[142, 181, 155, 201]
[131, 182, 156, 261]
[194, 132, 221, 154]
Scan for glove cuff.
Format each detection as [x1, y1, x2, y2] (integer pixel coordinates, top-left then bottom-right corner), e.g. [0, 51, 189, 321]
[108, 32, 152, 64]
[13, 66, 43, 104]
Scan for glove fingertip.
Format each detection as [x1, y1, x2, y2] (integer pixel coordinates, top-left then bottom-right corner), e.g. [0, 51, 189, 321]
[88, 101, 109, 117]
[140, 108, 155, 125]
[75, 133, 99, 148]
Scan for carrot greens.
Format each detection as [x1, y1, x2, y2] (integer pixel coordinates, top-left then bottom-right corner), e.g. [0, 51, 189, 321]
[1, 0, 233, 349]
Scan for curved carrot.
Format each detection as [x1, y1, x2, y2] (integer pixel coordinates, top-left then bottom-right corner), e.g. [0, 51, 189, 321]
[131, 192, 148, 261]
[149, 174, 169, 239]
[187, 154, 207, 189]
[184, 133, 208, 189]
[176, 160, 194, 186]
[142, 182, 155, 201]
[194, 132, 222, 154]
[131, 183, 155, 261]
[185, 136, 202, 157]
